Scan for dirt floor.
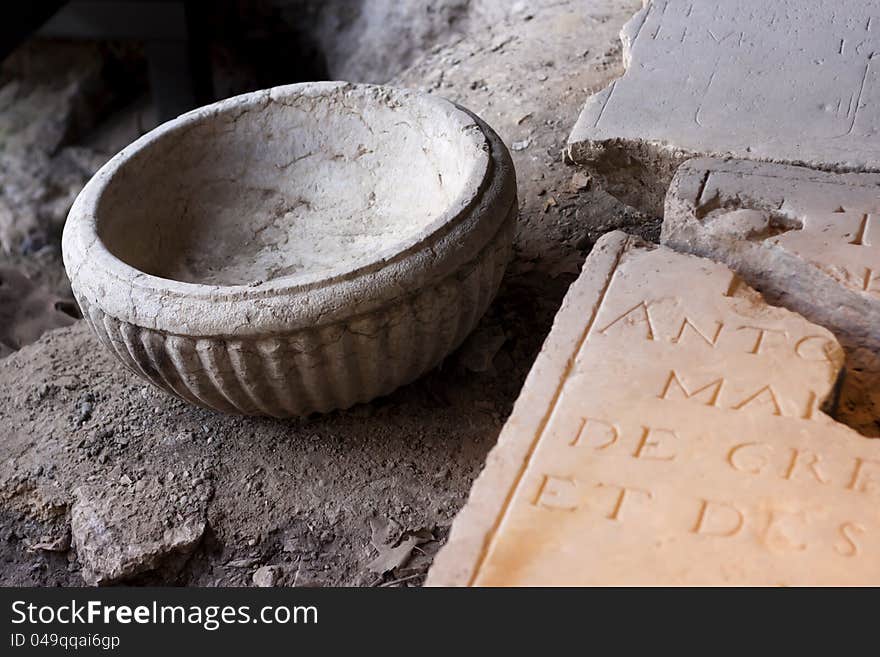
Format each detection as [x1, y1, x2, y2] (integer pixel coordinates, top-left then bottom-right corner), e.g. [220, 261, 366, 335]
[0, 0, 653, 586]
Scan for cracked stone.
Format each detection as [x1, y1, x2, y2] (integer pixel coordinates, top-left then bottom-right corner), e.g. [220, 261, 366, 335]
[62, 82, 516, 417]
[429, 231, 880, 586]
[71, 478, 208, 585]
[663, 157, 880, 436]
[567, 0, 880, 214]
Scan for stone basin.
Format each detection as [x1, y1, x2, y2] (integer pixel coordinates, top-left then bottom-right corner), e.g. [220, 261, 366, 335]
[62, 82, 517, 416]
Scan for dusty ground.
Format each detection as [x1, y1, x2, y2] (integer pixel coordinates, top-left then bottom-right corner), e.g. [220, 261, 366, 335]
[0, 0, 655, 586]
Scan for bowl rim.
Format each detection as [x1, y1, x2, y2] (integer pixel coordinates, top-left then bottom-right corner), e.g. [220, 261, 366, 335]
[63, 81, 516, 337]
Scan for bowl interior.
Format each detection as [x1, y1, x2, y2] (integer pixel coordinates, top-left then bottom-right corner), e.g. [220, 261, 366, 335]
[94, 85, 484, 286]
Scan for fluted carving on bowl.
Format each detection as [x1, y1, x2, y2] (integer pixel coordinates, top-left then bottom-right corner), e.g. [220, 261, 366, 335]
[64, 82, 517, 416]
[76, 210, 514, 417]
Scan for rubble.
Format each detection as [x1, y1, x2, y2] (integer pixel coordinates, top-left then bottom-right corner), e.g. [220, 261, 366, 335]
[70, 476, 210, 585]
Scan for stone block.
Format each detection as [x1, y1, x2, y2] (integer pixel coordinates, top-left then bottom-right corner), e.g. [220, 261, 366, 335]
[567, 0, 880, 214]
[428, 231, 880, 585]
[663, 157, 880, 436]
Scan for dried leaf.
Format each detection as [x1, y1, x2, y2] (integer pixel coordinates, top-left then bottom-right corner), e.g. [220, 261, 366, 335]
[368, 535, 420, 575]
[367, 519, 434, 575]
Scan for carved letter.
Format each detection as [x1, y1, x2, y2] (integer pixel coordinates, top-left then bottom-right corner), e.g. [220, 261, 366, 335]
[865, 268, 879, 293]
[795, 335, 836, 363]
[782, 448, 828, 484]
[532, 475, 578, 511]
[835, 522, 864, 557]
[736, 326, 787, 355]
[598, 483, 653, 521]
[632, 427, 678, 461]
[659, 371, 724, 406]
[727, 442, 771, 475]
[847, 457, 880, 495]
[692, 499, 744, 537]
[732, 384, 783, 416]
[849, 213, 874, 246]
[762, 509, 807, 552]
[672, 317, 723, 347]
[598, 302, 656, 340]
[571, 417, 619, 449]
[801, 391, 822, 421]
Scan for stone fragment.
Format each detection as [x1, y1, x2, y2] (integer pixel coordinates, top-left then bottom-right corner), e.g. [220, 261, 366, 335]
[0, 43, 112, 253]
[566, 0, 880, 214]
[663, 157, 880, 436]
[253, 563, 311, 587]
[428, 231, 880, 586]
[253, 565, 280, 587]
[71, 479, 207, 585]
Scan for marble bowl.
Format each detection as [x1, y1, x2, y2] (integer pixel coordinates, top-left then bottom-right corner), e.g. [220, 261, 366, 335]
[62, 82, 517, 416]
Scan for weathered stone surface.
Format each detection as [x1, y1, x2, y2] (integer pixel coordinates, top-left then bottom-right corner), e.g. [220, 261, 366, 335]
[663, 158, 880, 436]
[567, 0, 880, 214]
[71, 475, 211, 586]
[428, 231, 880, 586]
[0, 43, 114, 254]
[62, 81, 516, 417]
[278, 0, 503, 84]
[252, 564, 303, 587]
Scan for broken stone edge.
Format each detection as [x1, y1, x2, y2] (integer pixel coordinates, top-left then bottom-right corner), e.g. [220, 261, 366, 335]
[661, 157, 880, 355]
[565, 3, 880, 216]
[565, 3, 688, 215]
[426, 231, 633, 586]
[61, 82, 517, 416]
[427, 230, 852, 585]
[71, 491, 206, 586]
